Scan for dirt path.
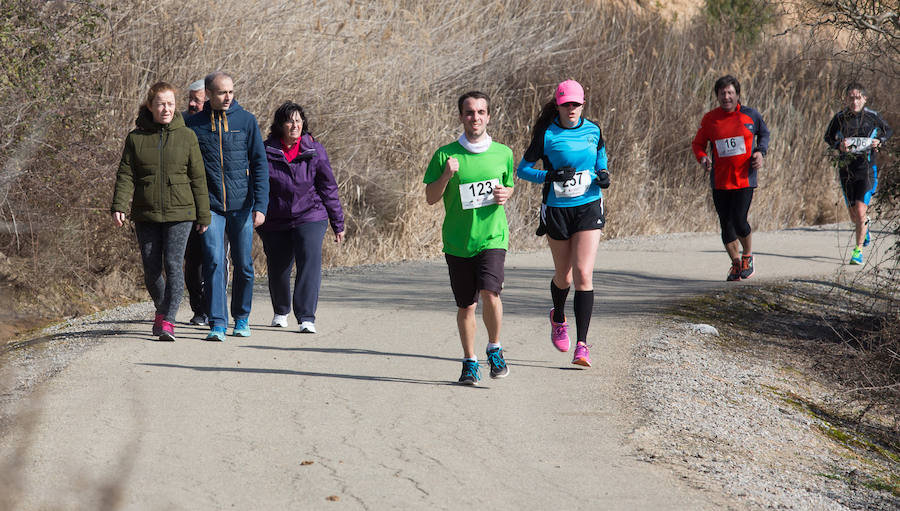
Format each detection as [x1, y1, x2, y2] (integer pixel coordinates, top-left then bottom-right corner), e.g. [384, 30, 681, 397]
[0, 223, 886, 510]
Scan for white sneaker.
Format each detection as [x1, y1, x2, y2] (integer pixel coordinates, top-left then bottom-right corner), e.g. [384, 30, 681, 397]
[271, 314, 289, 328]
[299, 321, 316, 334]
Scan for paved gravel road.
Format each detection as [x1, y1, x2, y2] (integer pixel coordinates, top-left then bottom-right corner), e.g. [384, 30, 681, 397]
[0, 223, 888, 510]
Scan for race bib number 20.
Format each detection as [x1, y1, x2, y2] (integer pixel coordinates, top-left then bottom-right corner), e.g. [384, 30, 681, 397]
[460, 178, 500, 210]
[844, 137, 874, 154]
[715, 136, 747, 158]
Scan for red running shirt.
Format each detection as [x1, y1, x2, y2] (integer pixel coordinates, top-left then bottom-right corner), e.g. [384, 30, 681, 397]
[692, 104, 769, 190]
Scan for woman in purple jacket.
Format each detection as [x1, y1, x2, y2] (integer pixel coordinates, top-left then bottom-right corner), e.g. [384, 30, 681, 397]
[258, 102, 345, 333]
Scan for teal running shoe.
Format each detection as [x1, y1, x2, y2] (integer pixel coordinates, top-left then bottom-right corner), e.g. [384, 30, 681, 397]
[849, 247, 863, 265]
[205, 327, 226, 342]
[863, 217, 871, 247]
[486, 347, 509, 378]
[458, 359, 481, 385]
[232, 318, 251, 337]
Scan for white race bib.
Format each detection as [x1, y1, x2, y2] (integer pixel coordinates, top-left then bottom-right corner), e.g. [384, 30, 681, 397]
[844, 137, 874, 154]
[552, 170, 591, 198]
[459, 178, 500, 210]
[715, 136, 746, 157]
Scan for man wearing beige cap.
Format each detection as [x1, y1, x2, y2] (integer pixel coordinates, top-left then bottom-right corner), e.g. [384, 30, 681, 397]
[183, 78, 209, 325]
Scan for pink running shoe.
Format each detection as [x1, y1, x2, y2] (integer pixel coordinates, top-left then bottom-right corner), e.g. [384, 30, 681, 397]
[572, 343, 592, 367]
[152, 313, 164, 337]
[549, 308, 570, 352]
[159, 320, 175, 341]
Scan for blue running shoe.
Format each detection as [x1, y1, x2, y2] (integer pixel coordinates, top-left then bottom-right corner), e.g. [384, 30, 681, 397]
[458, 359, 481, 385]
[232, 318, 251, 337]
[849, 247, 863, 265]
[863, 217, 871, 247]
[486, 347, 509, 378]
[205, 327, 226, 342]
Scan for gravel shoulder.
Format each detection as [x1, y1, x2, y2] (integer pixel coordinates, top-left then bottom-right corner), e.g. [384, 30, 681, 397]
[1, 223, 898, 509]
[631, 315, 899, 511]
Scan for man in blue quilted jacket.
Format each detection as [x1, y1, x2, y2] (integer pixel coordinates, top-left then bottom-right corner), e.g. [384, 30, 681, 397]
[186, 71, 269, 341]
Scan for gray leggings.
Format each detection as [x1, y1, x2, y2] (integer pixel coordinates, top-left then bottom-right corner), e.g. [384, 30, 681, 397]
[134, 221, 193, 322]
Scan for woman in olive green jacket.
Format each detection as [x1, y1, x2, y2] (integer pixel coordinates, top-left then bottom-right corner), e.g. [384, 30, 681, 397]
[111, 82, 211, 341]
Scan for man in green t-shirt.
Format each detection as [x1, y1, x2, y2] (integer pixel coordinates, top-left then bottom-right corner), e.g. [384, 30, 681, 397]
[424, 91, 515, 385]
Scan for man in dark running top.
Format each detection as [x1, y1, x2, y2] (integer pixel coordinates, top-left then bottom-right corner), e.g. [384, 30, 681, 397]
[824, 82, 893, 265]
[692, 75, 770, 281]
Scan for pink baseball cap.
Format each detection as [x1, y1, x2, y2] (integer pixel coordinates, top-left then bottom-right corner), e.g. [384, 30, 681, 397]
[555, 79, 584, 105]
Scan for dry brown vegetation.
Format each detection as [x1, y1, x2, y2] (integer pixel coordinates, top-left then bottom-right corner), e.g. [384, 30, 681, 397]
[0, 0, 896, 327]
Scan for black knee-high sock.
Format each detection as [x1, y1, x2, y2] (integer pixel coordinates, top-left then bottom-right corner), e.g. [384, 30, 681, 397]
[574, 290, 594, 344]
[550, 280, 569, 323]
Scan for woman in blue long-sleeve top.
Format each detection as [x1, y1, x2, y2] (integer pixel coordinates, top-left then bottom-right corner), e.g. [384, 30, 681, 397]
[516, 79, 609, 368]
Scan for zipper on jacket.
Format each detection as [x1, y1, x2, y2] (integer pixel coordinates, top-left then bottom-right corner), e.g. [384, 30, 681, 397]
[159, 129, 166, 215]
[217, 111, 227, 211]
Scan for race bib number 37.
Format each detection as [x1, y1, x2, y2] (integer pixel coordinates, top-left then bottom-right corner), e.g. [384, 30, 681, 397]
[715, 136, 746, 158]
[460, 178, 500, 210]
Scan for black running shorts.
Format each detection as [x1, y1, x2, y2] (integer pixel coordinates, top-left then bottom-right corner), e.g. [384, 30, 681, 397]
[444, 248, 506, 308]
[711, 188, 754, 245]
[537, 199, 605, 240]
[841, 177, 876, 206]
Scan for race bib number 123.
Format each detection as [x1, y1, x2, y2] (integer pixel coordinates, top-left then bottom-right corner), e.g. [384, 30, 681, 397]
[460, 178, 500, 210]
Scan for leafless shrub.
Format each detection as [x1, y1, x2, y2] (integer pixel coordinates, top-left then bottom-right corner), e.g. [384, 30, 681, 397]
[1, 0, 891, 317]
[780, 0, 900, 432]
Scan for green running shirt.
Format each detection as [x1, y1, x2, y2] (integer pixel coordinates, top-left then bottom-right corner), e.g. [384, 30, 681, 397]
[424, 140, 515, 258]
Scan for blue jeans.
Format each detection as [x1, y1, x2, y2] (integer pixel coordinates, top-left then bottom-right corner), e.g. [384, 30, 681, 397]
[201, 209, 254, 328]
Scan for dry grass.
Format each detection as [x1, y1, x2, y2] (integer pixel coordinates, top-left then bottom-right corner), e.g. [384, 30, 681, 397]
[0, 0, 896, 315]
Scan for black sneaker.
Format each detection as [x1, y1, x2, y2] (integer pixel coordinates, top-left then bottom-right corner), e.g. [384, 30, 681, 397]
[739, 255, 755, 280]
[458, 359, 481, 386]
[189, 313, 208, 326]
[486, 347, 509, 378]
[726, 261, 741, 282]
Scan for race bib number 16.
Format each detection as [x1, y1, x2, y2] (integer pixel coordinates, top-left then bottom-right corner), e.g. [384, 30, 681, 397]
[460, 178, 500, 210]
[715, 136, 746, 158]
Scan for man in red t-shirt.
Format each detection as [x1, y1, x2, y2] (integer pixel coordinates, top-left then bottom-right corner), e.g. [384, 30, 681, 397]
[692, 75, 770, 281]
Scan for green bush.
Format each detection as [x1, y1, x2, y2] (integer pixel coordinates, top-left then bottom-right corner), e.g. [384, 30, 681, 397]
[704, 0, 775, 44]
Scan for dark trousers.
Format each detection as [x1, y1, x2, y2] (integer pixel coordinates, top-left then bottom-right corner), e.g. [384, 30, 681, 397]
[134, 221, 192, 322]
[258, 220, 328, 323]
[183, 227, 206, 315]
